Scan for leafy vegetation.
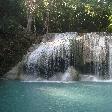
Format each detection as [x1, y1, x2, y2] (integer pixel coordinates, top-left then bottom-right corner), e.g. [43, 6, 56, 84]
[0, 0, 112, 76]
[22, 0, 112, 33]
[1, 0, 112, 34]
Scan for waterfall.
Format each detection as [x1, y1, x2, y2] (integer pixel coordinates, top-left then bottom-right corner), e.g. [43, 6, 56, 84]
[109, 44, 112, 79]
[6, 32, 112, 81]
[22, 33, 111, 80]
[24, 33, 78, 80]
[93, 35, 106, 79]
[27, 33, 76, 66]
[83, 33, 108, 79]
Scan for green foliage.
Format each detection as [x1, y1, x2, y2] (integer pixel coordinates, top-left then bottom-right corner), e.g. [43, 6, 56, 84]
[108, 15, 112, 32]
[31, 0, 112, 33]
[0, 0, 26, 34]
[0, 0, 112, 33]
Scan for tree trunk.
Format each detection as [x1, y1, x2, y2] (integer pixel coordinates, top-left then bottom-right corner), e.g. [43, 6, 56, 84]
[26, 13, 33, 33]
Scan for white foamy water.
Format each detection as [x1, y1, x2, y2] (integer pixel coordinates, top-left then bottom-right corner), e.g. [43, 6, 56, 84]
[27, 33, 77, 66]
[109, 44, 112, 79]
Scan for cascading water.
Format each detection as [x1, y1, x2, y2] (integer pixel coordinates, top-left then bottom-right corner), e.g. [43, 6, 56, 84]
[91, 34, 106, 79]
[109, 42, 112, 79]
[6, 32, 112, 81]
[82, 33, 109, 80]
[25, 33, 78, 80]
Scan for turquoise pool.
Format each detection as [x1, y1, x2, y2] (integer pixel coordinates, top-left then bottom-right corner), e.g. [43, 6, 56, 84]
[0, 80, 112, 112]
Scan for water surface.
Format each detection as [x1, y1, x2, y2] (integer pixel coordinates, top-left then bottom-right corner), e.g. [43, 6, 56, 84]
[0, 80, 112, 112]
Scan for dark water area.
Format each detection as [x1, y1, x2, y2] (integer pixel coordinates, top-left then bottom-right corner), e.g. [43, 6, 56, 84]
[0, 80, 112, 112]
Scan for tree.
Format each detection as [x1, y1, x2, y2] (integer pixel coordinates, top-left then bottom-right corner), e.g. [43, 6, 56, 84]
[24, 0, 37, 33]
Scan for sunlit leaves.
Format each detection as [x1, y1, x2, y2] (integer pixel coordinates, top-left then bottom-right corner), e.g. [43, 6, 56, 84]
[43, 0, 49, 6]
[1, 0, 112, 33]
[108, 15, 112, 32]
[24, 0, 36, 14]
[85, 4, 95, 16]
[14, 0, 112, 32]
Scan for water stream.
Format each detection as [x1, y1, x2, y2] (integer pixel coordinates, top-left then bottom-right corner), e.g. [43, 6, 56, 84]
[109, 44, 112, 79]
